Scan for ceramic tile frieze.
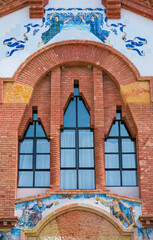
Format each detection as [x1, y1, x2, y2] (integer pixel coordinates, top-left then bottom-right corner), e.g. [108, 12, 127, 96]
[0, 194, 152, 240]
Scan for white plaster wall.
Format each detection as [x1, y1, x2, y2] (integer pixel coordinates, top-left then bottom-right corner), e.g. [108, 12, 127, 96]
[17, 188, 49, 198]
[0, 0, 153, 77]
[107, 187, 139, 198]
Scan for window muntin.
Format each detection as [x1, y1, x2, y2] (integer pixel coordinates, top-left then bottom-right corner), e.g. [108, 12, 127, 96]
[105, 110, 137, 187]
[18, 111, 50, 188]
[60, 86, 95, 189]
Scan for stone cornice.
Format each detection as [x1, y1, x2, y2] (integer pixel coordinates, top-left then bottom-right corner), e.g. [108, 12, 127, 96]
[139, 216, 153, 227]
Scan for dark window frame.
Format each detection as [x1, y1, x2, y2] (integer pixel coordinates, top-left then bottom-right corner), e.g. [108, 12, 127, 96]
[18, 111, 50, 188]
[105, 110, 138, 187]
[60, 86, 95, 190]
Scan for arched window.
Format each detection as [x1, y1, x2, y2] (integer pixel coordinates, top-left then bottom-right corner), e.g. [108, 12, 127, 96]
[60, 85, 95, 189]
[18, 110, 50, 187]
[105, 110, 137, 187]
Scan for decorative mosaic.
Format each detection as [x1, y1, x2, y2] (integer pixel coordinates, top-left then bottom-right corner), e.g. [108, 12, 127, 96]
[0, 194, 152, 239]
[3, 8, 147, 57]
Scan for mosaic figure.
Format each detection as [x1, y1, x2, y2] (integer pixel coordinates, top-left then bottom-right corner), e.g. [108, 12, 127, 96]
[97, 198, 137, 228]
[38, 13, 72, 46]
[80, 13, 110, 44]
[140, 228, 153, 240]
[18, 204, 30, 226]
[0, 231, 13, 240]
[28, 199, 58, 226]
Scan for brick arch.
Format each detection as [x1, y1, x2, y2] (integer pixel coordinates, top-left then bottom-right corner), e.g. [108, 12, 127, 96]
[13, 40, 140, 89]
[21, 203, 137, 239]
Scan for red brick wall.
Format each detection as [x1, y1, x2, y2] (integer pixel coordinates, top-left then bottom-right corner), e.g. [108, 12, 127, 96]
[0, 105, 25, 217]
[19, 75, 51, 139]
[129, 103, 153, 215]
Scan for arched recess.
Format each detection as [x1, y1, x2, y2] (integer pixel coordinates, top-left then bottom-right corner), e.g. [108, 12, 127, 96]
[13, 40, 140, 90]
[21, 203, 138, 240]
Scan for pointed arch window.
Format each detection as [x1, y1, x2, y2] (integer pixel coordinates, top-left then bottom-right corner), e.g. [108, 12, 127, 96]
[18, 110, 50, 187]
[105, 110, 137, 187]
[60, 86, 95, 189]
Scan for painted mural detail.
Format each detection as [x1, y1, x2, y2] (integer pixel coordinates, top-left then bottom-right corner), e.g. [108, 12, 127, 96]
[0, 229, 20, 240]
[16, 199, 59, 227]
[138, 228, 153, 240]
[3, 8, 147, 57]
[96, 197, 138, 228]
[0, 194, 152, 239]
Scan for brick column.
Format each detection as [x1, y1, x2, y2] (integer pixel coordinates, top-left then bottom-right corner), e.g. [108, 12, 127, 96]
[93, 67, 106, 190]
[50, 68, 61, 190]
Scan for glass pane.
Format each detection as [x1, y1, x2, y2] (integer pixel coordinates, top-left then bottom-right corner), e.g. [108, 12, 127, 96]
[79, 149, 94, 168]
[79, 130, 93, 147]
[36, 155, 50, 169]
[61, 170, 77, 189]
[122, 171, 137, 186]
[25, 124, 34, 137]
[64, 99, 76, 127]
[20, 139, 33, 153]
[105, 139, 118, 153]
[106, 171, 120, 186]
[61, 130, 75, 148]
[74, 86, 79, 96]
[61, 149, 75, 168]
[122, 139, 135, 153]
[35, 171, 50, 187]
[18, 171, 33, 187]
[122, 154, 136, 168]
[78, 99, 90, 127]
[79, 170, 95, 189]
[33, 112, 38, 120]
[36, 122, 46, 137]
[116, 112, 121, 120]
[19, 155, 33, 169]
[105, 154, 119, 169]
[120, 123, 129, 137]
[36, 139, 50, 153]
[109, 122, 119, 137]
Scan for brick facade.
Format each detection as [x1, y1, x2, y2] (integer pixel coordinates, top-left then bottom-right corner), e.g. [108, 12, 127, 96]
[0, 41, 153, 232]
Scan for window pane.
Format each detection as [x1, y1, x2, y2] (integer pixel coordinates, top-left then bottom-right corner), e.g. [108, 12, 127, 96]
[61, 149, 75, 168]
[25, 124, 34, 137]
[33, 112, 38, 120]
[35, 171, 50, 187]
[79, 130, 93, 147]
[109, 122, 119, 137]
[122, 154, 136, 168]
[116, 112, 121, 120]
[74, 87, 79, 96]
[105, 154, 119, 169]
[78, 170, 95, 189]
[61, 130, 75, 148]
[36, 155, 50, 169]
[122, 139, 135, 152]
[78, 99, 90, 127]
[120, 123, 129, 137]
[36, 122, 46, 137]
[106, 171, 120, 186]
[64, 99, 76, 127]
[20, 140, 33, 153]
[79, 149, 94, 167]
[105, 139, 118, 153]
[61, 170, 77, 189]
[18, 171, 33, 187]
[122, 171, 137, 186]
[36, 139, 50, 153]
[19, 155, 33, 169]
